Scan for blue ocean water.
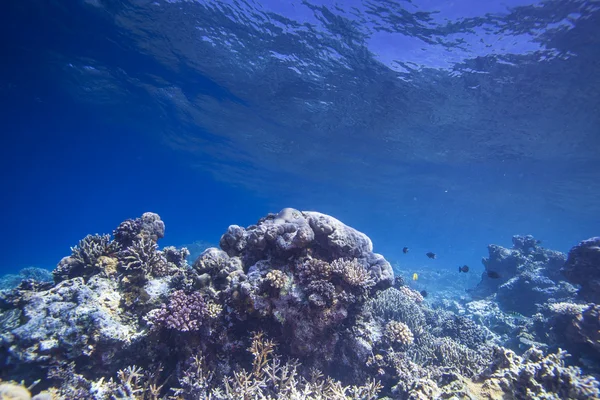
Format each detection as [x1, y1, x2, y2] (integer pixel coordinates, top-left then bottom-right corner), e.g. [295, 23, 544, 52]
[2, 0, 598, 280]
[1, 1, 600, 397]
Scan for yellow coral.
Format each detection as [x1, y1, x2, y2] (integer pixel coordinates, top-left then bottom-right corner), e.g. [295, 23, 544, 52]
[96, 256, 118, 276]
[332, 258, 374, 288]
[0, 382, 31, 400]
[206, 302, 223, 319]
[385, 320, 414, 345]
[266, 270, 287, 289]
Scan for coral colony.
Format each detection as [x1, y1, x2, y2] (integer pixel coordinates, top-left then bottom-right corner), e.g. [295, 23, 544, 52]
[0, 209, 599, 399]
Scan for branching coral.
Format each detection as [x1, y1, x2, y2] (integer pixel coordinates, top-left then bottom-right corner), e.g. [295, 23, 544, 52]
[403, 333, 492, 378]
[429, 312, 489, 349]
[173, 332, 382, 399]
[53, 234, 117, 281]
[332, 258, 375, 289]
[113, 219, 142, 248]
[118, 237, 169, 278]
[366, 287, 427, 336]
[70, 234, 114, 267]
[146, 290, 207, 332]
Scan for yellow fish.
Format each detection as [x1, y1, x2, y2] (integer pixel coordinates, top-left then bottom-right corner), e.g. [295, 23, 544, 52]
[412, 273, 418, 281]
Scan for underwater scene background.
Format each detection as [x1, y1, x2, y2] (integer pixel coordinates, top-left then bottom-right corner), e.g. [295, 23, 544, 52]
[1, 0, 600, 398]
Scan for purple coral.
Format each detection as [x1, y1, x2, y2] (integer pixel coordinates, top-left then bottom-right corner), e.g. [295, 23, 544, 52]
[148, 290, 207, 332]
[307, 280, 336, 307]
[113, 219, 142, 248]
[113, 212, 165, 248]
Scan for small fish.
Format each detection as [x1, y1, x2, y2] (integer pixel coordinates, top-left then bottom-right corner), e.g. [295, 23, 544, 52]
[412, 273, 418, 281]
[420, 290, 428, 298]
[458, 265, 469, 273]
[487, 270, 501, 279]
[426, 252, 436, 259]
[508, 311, 526, 319]
[402, 247, 409, 254]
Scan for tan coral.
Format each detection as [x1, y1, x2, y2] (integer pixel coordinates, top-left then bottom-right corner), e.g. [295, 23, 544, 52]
[206, 302, 223, 319]
[548, 302, 588, 315]
[266, 270, 287, 289]
[96, 256, 118, 277]
[398, 286, 424, 303]
[385, 320, 414, 345]
[332, 258, 375, 288]
[0, 381, 31, 400]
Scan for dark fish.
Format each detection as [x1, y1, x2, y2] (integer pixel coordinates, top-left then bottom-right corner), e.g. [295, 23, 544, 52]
[420, 290, 428, 298]
[402, 247, 409, 254]
[426, 252, 436, 259]
[487, 270, 501, 279]
[458, 265, 469, 273]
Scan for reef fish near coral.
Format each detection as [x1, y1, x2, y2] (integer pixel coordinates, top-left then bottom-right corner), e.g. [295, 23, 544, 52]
[0, 211, 598, 400]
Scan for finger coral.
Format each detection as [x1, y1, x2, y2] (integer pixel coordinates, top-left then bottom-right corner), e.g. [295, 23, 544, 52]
[146, 290, 207, 332]
[265, 270, 287, 289]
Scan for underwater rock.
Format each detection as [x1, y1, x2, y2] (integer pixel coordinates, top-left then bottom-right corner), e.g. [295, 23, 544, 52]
[496, 272, 577, 315]
[537, 302, 600, 369]
[478, 347, 599, 399]
[0, 276, 144, 380]
[219, 208, 393, 288]
[471, 235, 573, 316]
[562, 237, 600, 303]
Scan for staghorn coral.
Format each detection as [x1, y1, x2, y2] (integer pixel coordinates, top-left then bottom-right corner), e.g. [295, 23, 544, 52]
[53, 234, 116, 282]
[118, 237, 169, 278]
[404, 333, 493, 378]
[146, 290, 207, 332]
[171, 332, 382, 400]
[385, 321, 414, 346]
[332, 258, 375, 289]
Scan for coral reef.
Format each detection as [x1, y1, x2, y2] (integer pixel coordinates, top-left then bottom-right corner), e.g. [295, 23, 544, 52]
[478, 347, 599, 399]
[471, 235, 575, 315]
[0, 210, 598, 399]
[562, 237, 600, 303]
[0, 267, 53, 291]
